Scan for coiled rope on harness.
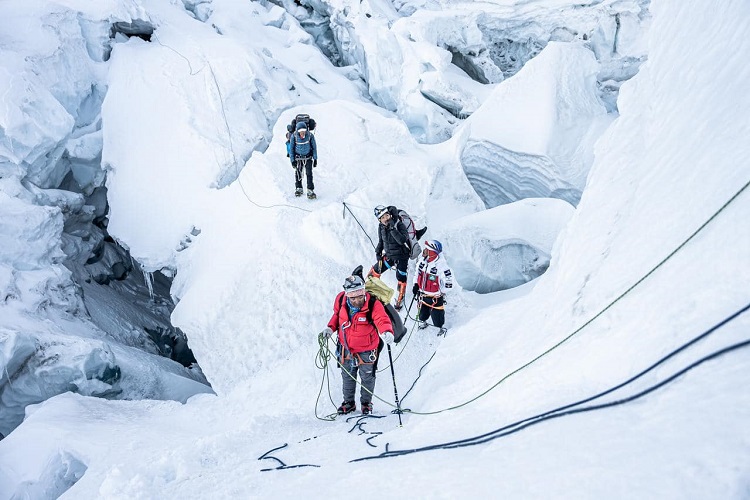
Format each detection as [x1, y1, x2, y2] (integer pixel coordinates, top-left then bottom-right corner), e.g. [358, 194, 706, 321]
[314, 295, 422, 416]
[315, 331, 405, 416]
[314, 333, 339, 421]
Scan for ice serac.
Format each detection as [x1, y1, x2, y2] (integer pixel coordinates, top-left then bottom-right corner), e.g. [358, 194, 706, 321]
[460, 42, 611, 208]
[443, 198, 575, 293]
[102, 0, 364, 272]
[0, 329, 121, 437]
[0, 0, 214, 438]
[321, 0, 646, 143]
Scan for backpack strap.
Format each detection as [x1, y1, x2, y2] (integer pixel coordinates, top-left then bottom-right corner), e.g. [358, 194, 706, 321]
[366, 294, 377, 325]
[337, 293, 346, 314]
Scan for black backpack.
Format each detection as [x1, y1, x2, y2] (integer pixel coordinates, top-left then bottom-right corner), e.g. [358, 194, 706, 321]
[286, 113, 316, 136]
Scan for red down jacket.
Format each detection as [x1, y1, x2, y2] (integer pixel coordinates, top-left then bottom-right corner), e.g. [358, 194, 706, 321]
[327, 291, 393, 353]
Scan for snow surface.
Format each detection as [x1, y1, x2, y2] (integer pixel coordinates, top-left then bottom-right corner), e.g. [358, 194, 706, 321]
[1, 0, 749, 497]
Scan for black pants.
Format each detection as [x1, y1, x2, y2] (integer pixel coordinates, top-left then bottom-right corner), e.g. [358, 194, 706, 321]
[294, 158, 314, 190]
[418, 295, 445, 328]
[374, 255, 408, 283]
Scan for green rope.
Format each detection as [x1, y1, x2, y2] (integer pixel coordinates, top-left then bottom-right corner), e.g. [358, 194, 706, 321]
[315, 333, 403, 412]
[314, 333, 338, 421]
[315, 179, 749, 418]
[399, 177, 750, 416]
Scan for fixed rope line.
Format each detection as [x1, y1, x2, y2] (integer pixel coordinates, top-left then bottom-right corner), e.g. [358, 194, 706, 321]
[358, 340, 750, 460]
[209, 58, 314, 213]
[342, 202, 376, 249]
[395, 177, 750, 416]
[352, 301, 750, 461]
[400, 351, 437, 403]
[153, 35, 204, 76]
[181, 40, 312, 213]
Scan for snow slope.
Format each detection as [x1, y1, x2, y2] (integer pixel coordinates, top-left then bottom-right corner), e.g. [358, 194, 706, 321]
[1, 0, 749, 498]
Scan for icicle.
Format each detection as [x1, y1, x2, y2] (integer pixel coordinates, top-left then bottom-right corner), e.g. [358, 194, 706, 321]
[142, 267, 154, 302]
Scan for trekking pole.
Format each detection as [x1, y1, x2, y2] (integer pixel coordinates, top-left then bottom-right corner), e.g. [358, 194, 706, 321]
[404, 294, 417, 320]
[386, 344, 403, 426]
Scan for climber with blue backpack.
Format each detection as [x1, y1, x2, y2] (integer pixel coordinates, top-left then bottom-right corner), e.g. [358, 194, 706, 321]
[289, 117, 318, 199]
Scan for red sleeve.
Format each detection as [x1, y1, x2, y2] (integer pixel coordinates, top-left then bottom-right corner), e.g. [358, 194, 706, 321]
[327, 291, 345, 331]
[370, 298, 393, 334]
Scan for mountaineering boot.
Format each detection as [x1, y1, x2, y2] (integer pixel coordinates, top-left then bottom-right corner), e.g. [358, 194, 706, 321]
[416, 226, 428, 240]
[307, 190, 316, 199]
[367, 266, 381, 279]
[361, 402, 373, 415]
[438, 327, 447, 336]
[295, 188, 303, 197]
[394, 282, 407, 310]
[337, 401, 356, 415]
[418, 321, 428, 330]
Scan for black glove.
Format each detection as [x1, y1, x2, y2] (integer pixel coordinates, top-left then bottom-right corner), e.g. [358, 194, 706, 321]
[376, 251, 382, 262]
[412, 283, 419, 295]
[313, 159, 318, 168]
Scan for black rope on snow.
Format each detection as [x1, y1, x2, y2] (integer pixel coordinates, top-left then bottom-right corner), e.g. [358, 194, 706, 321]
[258, 443, 321, 471]
[399, 351, 437, 404]
[356, 339, 750, 461]
[390, 178, 750, 416]
[366, 434, 383, 448]
[347, 414, 385, 434]
[347, 414, 386, 448]
[351, 302, 750, 462]
[343, 202, 376, 250]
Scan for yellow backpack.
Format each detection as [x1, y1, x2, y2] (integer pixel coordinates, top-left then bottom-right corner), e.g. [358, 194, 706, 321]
[365, 276, 394, 304]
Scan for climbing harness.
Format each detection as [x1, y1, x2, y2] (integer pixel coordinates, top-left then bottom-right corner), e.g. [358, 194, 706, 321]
[295, 156, 311, 184]
[315, 330, 406, 416]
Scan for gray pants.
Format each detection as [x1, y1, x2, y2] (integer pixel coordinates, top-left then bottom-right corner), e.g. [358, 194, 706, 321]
[341, 358, 376, 405]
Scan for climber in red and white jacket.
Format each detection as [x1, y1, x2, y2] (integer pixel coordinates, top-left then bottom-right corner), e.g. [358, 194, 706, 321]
[412, 240, 453, 335]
